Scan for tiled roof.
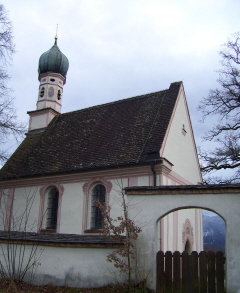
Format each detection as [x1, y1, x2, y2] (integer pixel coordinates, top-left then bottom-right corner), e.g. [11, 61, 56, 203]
[0, 82, 182, 179]
[125, 183, 240, 194]
[0, 231, 123, 247]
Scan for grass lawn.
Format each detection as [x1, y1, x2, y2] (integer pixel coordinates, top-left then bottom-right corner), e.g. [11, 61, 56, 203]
[0, 280, 153, 293]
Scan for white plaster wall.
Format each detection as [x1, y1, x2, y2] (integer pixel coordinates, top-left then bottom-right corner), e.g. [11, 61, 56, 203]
[11, 187, 40, 232]
[30, 114, 48, 130]
[108, 178, 128, 223]
[138, 176, 149, 186]
[60, 183, 84, 234]
[128, 192, 240, 293]
[0, 243, 121, 288]
[161, 91, 202, 184]
[36, 101, 45, 110]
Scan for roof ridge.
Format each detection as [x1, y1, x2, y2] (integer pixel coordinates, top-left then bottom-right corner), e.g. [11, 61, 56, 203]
[60, 89, 167, 117]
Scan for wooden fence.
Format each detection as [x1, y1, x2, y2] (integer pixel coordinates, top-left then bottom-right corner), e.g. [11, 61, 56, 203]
[156, 251, 225, 293]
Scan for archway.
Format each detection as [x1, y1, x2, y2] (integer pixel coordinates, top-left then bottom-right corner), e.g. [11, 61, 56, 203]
[158, 207, 225, 253]
[126, 184, 240, 293]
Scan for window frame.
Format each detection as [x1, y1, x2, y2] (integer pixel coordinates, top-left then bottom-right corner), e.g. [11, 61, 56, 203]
[82, 177, 112, 233]
[90, 184, 106, 230]
[38, 183, 64, 233]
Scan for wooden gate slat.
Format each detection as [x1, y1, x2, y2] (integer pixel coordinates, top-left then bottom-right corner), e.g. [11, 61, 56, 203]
[156, 251, 164, 293]
[208, 251, 216, 293]
[173, 251, 180, 293]
[182, 251, 189, 293]
[165, 251, 172, 293]
[156, 250, 225, 293]
[216, 251, 225, 293]
[199, 251, 207, 293]
[190, 251, 199, 293]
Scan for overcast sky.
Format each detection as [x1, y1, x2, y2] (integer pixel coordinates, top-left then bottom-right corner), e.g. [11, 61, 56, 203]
[2, 0, 240, 161]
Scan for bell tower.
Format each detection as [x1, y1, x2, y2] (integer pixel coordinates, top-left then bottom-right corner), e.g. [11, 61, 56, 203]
[28, 36, 69, 132]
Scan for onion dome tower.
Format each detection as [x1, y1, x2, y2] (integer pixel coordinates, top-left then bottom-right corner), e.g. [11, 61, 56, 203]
[28, 36, 69, 132]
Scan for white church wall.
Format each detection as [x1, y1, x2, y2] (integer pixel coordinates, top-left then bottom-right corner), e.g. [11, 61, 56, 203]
[160, 87, 202, 184]
[59, 182, 84, 234]
[10, 186, 40, 232]
[138, 176, 149, 186]
[0, 242, 120, 288]
[29, 113, 48, 130]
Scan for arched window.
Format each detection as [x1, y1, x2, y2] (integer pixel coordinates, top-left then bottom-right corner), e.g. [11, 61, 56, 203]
[46, 187, 59, 230]
[182, 218, 194, 252]
[57, 89, 61, 100]
[91, 184, 106, 229]
[39, 87, 45, 98]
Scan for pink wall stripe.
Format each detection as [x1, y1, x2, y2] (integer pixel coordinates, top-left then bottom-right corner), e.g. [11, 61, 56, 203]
[160, 217, 164, 251]
[195, 209, 199, 251]
[173, 211, 178, 251]
[5, 188, 14, 231]
[128, 177, 138, 187]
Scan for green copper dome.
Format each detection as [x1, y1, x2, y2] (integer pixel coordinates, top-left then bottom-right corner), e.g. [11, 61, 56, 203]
[38, 38, 69, 77]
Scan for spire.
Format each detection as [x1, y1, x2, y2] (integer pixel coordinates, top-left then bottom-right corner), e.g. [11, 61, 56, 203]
[55, 24, 58, 45]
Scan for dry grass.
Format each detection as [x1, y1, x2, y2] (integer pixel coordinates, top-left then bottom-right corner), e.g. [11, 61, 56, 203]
[0, 280, 153, 293]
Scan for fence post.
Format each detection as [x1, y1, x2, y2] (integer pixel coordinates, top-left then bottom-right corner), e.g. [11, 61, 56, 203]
[199, 251, 207, 293]
[156, 251, 164, 293]
[173, 251, 180, 293]
[182, 251, 190, 293]
[165, 251, 173, 293]
[191, 251, 199, 293]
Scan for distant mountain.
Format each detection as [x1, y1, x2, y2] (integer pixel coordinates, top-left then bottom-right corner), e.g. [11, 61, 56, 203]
[203, 214, 225, 253]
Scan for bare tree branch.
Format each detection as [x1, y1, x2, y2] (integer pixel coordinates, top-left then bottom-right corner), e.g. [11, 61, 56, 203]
[0, 5, 26, 163]
[198, 32, 240, 183]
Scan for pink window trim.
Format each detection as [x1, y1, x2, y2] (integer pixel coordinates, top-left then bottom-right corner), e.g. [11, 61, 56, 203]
[38, 183, 64, 233]
[195, 209, 199, 251]
[82, 177, 112, 233]
[5, 188, 15, 231]
[182, 218, 194, 251]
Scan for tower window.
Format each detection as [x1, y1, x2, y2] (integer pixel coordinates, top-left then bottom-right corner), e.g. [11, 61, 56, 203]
[50, 78, 55, 82]
[39, 87, 45, 98]
[57, 90, 61, 100]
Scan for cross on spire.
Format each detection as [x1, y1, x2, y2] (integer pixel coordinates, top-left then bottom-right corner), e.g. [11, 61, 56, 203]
[55, 24, 58, 44]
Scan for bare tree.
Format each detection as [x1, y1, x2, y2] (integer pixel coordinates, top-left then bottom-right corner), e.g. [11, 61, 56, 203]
[198, 32, 240, 183]
[0, 189, 43, 283]
[96, 182, 142, 288]
[0, 4, 25, 163]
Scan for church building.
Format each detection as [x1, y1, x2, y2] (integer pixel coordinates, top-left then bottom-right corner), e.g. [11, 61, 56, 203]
[0, 36, 203, 286]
